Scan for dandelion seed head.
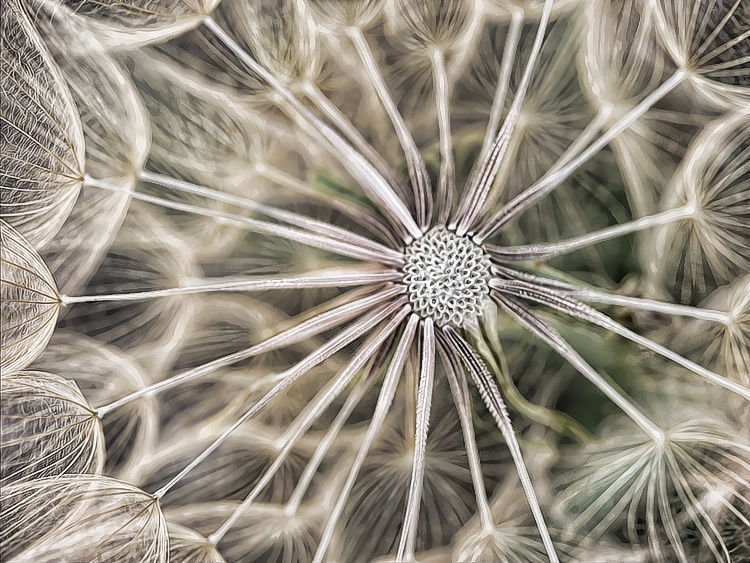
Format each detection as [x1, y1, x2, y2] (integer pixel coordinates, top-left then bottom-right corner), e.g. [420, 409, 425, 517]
[402, 227, 491, 328]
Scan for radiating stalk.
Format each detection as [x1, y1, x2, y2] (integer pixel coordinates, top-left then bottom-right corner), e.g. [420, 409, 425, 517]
[479, 8, 524, 163]
[346, 25, 432, 229]
[255, 164, 400, 247]
[492, 292, 664, 441]
[493, 277, 750, 400]
[314, 314, 419, 563]
[283, 353, 383, 517]
[208, 308, 409, 545]
[202, 16, 421, 240]
[430, 47, 456, 225]
[61, 268, 400, 304]
[476, 70, 687, 243]
[139, 169, 403, 265]
[437, 339, 494, 531]
[443, 325, 560, 563]
[397, 318, 436, 561]
[301, 80, 406, 199]
[487, 205, 694, 262]
[96, 287, 403, 416]
[491, 265, 734, 325]
[570, 288, 732, 324]
[150, 298, 407, 499]
[454, 0, 554, 234]
[83, 175, 398, 264]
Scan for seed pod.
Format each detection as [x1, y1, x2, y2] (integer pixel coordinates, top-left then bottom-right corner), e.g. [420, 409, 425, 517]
[41, 0, 219, 48]
[33, 331, 158, 481]
[0, 371, 105, 486]
[675, 275, 750, 385]
[650, 0, 750, 109]
[385, 0, 478, 56]
[308, 0, 385, 32]
[0, 475, 168, 562]
[36, 21, 150, 296]
[0, 0, 85, 249]
[0, 221, 61, 374]
[168, 522, 226, 563]
[165, 500, 326, 563]
[215, 0, 321, 88]
[647, 110, 750, 304]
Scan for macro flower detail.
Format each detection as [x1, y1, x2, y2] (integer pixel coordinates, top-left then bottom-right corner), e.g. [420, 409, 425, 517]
[402, 227, 492, 328]
[1, 0, 749, 562]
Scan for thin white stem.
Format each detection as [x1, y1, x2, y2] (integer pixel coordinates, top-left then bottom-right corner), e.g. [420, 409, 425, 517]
[61, 268, 400, 304]
[151, 298, 407, 499]
[346, 25, 432, 229]
[487, 205, 693, 262]
[490, 15, 524, 150]
[208, 308, 407, 545]
[283, 354, 380, 515]
[397, 318, 435, 561]
[483, 10, 525, 163]
[570, 288, 732, 325]
[437, 340, 494, 531]
[139, 169, 403, 265]
[202, 16, 421, 241]
[301, 80, 406, 199]
[492, 292, 664, 442]
[492, 278, 750, 402]
[430, 47, 455, 225]
[83, 175, 396, 263]
[256, 164, 400, 248]
[96, 287, 402, 416]
[455, 0, 554, 235]
[490, 265, 733, 325]
[313, 314, 419, 563]
[443, 325, 560, 563]
[476, 70, 687, 242]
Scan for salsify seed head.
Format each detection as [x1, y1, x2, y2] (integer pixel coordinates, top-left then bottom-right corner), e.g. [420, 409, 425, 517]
[3, 0, 750, 562]
[402, 227, 492, 328]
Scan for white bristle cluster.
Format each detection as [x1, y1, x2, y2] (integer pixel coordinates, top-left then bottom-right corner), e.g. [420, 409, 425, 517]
[403, 228, 492, 328]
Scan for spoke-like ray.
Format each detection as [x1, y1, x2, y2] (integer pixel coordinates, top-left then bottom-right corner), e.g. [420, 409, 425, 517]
[437, 340, 493, 530]
[487, 205, 693, 262]
[397, 318, 435, 561]
[492, 278, 750, 401]
[491, 291, 663, 440]
[492, 263, 733, 324]
[96, 286, 403, 415]
[83, 175, 398, 264]
[62, 267, 400, 304]
[454, 0, 554, 234]
[149, 298, 408, 499]
[202, 17, 421, 241]
[314, 314, 419, 563]
[139, 170, 403, 264]
[442, 325, 560, 563]
[476, 70, 687, 242]
[207, 311, 406, 546]
[257, 164, 401, 247]
[478, 8, 525, 164]
[345, 26, 432, 229]
[283, 352, 385, 516]
[431, 48, 455, 225]
[300, 80, 406, 200]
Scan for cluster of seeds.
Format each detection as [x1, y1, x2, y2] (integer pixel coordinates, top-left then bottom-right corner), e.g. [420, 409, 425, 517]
[403, 227, 492, 328]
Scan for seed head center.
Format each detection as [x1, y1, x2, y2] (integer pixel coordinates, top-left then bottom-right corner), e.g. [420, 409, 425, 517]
[402, 227, 492, 328]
